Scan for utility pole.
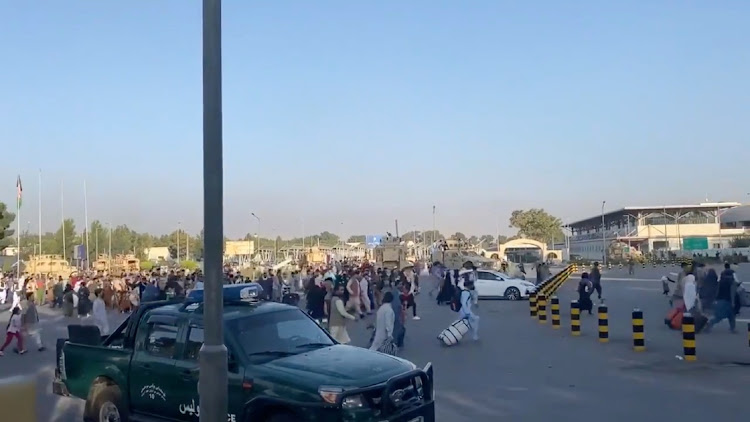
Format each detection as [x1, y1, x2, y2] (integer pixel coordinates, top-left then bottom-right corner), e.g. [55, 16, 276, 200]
[199, 0, 228, 420]
[177, 221, 181, 264]
[601, 201, 607, 265]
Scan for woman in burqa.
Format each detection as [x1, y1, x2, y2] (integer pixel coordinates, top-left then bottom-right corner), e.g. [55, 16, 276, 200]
[62, 284, 75, 317]
[436, 270, 454, 305]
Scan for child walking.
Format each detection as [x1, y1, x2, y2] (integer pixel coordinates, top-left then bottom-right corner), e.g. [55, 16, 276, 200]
[0, 307, 27, 356]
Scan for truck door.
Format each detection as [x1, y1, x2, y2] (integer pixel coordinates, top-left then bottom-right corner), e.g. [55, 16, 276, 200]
[173, 324, 246, 421]
[130, 315, 182, 420]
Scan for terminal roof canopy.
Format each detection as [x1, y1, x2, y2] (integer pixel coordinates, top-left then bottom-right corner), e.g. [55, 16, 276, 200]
[565, 202, 742, 228]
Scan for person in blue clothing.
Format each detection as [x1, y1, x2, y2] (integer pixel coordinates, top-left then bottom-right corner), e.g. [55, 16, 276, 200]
[459, 280, 479, 342]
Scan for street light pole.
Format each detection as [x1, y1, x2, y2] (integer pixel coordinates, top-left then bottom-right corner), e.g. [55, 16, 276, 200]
[251, 212, 260, 258]
[177, 221, 181, 264]
[601, 201, 606, 266]
[199, 0, 228, 421]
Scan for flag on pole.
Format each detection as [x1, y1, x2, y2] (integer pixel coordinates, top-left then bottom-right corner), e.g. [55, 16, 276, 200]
[16, 175, 23, 209]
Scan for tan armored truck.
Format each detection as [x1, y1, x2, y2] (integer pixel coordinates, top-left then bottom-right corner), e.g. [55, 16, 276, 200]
[432, 238, 497, 270]
[24, 254, 76, 279]
[373, 236, 411, 270]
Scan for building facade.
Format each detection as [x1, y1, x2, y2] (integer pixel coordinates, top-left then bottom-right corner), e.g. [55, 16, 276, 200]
[566, 202, 746, 260]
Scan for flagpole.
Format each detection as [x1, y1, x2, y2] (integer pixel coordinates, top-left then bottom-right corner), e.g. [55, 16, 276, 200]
[16, 178, 21, 280]
[84, 180, 90, 269]
[38, 170, 42, 256]
[61, 180, 66, 261]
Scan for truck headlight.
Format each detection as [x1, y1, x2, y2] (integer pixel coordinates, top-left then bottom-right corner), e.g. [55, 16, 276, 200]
[318, 386, 368, 409]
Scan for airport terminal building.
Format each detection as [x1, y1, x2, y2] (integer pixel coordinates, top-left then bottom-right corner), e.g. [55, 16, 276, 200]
[566, 202, 749, 260]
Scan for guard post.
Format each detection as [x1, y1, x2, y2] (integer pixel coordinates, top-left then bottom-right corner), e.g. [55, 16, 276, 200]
[571, 300, 581, 336]
[537, 294, 547, 324]
[598, 304, 609, 343]
[551, 296, 561, 329]
[529, 292, 538, 318]
[682, 313, 696, 361]
[632, 308, 645, 352]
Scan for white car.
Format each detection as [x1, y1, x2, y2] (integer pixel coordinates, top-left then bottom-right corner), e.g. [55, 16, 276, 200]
[458, 269, 536, 300]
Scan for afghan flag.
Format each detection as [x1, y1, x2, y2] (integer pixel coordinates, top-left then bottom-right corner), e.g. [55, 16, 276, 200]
[16, 175, 22, 209]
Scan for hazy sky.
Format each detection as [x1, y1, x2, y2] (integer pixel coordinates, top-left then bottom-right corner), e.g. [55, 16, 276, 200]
[2, 1, 748, 239]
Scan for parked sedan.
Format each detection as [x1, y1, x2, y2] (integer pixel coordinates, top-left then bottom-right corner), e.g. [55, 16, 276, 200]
[458, 270, 536, 300]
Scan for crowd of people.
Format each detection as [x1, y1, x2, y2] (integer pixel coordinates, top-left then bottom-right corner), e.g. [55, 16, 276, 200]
[0, 257, 488, 358]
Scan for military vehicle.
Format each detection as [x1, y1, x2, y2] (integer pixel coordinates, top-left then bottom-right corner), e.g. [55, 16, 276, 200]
[24, 254, 76, 279]
[432, 238, 497, 270]
[373, 236, 412, 270]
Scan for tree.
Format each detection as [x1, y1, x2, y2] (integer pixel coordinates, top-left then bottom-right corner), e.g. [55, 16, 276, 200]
[421, 230, 443, 243]
[347, 235, 366, 243]
[52, 219, 80, 259]
[0, 202, 16, 249]
[509, 209, 564, 244]
[479, 234, 495, 245]
[451, 232, 467, 241]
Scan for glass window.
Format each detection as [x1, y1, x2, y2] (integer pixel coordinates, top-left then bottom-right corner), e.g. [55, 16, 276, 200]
[144, 323, 179, 358]
[228, 309, 334, 363]
[477, 271, 494, 280]
[184, 327, 204, 361]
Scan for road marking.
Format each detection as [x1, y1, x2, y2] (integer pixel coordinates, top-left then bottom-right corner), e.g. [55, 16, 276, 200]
[736, 318, 750, 323]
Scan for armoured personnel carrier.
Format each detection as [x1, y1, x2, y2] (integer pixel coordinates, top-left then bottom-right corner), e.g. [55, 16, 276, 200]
[24, 254, 76, 279]
[373, 236, 411, 270]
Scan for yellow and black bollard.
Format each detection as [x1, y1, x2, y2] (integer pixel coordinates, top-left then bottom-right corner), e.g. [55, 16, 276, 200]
[682, 313, 696, 361]
[597, 304, 609, 343]
[537, 294, 547, 324]
[529, 292, 538, 318]
[632, 308, 645, 352]
[571, 300, 581, 336]
[551, 296, 561, 329]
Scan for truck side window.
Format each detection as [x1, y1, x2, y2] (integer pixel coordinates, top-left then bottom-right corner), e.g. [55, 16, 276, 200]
[184, 327, 204, 361]
[143, 323, 178, 358]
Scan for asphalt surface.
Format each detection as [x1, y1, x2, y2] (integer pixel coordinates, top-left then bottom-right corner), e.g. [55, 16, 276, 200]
[1, 265, 749, 421]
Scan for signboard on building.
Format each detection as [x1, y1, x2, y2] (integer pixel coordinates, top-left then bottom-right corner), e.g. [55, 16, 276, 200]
[682, 237, 709, 251]
[365, 235, 383, 248]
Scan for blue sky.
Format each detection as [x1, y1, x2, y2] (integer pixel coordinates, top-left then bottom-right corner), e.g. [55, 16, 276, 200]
[2, 1, 749, 239]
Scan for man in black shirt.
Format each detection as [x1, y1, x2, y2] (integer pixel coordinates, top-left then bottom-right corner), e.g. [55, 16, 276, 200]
[705, 263, 737, 333]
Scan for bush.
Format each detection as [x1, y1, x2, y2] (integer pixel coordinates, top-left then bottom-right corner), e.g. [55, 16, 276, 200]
[140, 261, 155, 271]
[181, 260, 199, 271]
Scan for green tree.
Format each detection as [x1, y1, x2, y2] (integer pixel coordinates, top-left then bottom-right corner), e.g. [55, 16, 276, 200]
[0, 202, 16, 249]
[53, 219, 79, 259]
[347, 235, 366, 243]
[451, 232, 467, 240]
[509, 209, 564, 244]
[421, 230, 443, 243]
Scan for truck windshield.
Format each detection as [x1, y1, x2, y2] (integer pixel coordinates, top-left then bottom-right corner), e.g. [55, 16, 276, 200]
[227, 309, 335, 362]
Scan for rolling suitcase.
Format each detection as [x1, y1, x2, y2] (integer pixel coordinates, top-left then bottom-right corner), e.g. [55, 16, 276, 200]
[438, 318, 471, 346]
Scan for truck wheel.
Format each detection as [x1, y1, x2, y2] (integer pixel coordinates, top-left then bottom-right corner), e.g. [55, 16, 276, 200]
[90, 385, 128, 422]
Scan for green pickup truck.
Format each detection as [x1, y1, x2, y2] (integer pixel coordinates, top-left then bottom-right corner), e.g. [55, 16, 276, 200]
[53, 283, 435, 422]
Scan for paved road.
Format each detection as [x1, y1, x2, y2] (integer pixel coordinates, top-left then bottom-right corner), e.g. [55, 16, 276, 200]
[1, 268, 749, 421]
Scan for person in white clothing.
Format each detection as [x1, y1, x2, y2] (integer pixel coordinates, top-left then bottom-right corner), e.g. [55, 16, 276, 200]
[359, 274, 372, 315]
[370, 292, 396, 352]
[459, 280, 480, 341]
[92, 288, 110, 336]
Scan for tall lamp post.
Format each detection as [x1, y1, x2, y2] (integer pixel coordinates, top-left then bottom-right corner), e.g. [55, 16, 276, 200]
[251, 212, 261, 259]
[199, 0, 228, 420]
[601, 201, 607, 265]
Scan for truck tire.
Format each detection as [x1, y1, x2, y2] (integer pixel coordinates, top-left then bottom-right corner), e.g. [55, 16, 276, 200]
[88, 385, 129, 422]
